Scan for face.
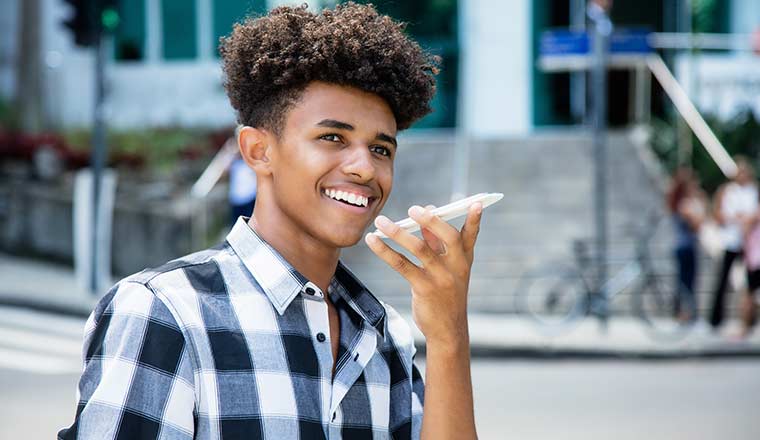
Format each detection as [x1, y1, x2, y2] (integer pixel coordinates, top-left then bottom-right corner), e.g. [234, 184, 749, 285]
[736, 162, 755, 185]
[264, 81, 397, 248]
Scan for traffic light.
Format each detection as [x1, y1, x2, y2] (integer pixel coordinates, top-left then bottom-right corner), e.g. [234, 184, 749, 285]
[62, 0, 120, 47]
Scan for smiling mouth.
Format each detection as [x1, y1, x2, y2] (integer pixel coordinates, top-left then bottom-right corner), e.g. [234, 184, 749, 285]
[322, 188, 371, 208]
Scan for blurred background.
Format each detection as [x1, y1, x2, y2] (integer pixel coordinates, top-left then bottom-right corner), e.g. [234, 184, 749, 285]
[1, 0, 760, 439]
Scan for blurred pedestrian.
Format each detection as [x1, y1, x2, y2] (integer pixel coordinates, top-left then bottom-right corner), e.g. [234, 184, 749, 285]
[709, 157, 758, 328]
[228, 156, 257, 225]
[667, 167, 706, 322]
[739, 196, 760, 337]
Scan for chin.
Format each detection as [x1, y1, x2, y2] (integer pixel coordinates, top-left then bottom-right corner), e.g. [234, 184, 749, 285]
[333, 233, 365, 248]
[323, 226, 367, 248]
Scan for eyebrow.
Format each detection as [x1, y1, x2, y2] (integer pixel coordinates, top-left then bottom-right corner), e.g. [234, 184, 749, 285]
[316, 119, 397, 148]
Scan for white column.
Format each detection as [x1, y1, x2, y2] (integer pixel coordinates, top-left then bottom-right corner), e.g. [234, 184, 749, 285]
[730, 0, 760, 34]
[196, 0, 212, 60]
[461, 0, 532, 137]
[146, 0, 162, 62]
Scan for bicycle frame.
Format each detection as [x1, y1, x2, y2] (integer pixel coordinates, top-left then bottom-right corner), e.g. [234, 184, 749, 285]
[571, 212, 661, 319]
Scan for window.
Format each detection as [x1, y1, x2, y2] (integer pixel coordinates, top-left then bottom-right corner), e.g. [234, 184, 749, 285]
[114, 0, 146, 61]
[161, 0, 197, 60]
[213, 0, 267, 57]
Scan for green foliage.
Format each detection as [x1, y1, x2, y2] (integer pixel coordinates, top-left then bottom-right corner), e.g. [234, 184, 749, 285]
[63, 127, 216, 173]
[0, 96, 19, 131]
[649, 110, 760, 193]
[692, 0, 722, 34]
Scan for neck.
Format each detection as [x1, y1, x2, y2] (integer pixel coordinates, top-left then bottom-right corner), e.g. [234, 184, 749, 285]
[248, 201, 340, 293]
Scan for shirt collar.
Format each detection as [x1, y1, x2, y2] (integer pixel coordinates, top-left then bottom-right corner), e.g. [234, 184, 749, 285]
[226, 217, 307, 315]
[226, 217, 387, 338]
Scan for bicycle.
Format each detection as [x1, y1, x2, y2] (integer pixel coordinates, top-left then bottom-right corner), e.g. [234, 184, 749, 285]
[514, 213, 698, 341]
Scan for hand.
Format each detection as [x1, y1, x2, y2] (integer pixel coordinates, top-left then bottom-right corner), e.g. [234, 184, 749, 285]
[365, 203, 483, 348]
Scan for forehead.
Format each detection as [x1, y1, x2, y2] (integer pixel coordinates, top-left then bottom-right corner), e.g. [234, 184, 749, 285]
[283, 81, 397, 136]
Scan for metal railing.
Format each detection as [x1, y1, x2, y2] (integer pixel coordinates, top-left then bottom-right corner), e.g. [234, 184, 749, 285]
[189, 134, 240, 249]
[190, 136, 239, 199]
[649, 32, 756, 52]
[645, 54, 738, 178]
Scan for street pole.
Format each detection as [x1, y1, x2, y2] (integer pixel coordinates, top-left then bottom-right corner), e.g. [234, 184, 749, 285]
[588, 3, 611, 325]
[90, 33, 107, 293]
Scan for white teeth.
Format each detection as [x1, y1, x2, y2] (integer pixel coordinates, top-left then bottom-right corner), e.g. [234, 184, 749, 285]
[324, 189, 369, 207]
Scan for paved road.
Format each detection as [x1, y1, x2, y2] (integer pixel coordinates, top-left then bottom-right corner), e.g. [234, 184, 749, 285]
[1, 306, 758, 439]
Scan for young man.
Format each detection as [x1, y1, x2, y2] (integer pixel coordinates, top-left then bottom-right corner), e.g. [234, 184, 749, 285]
[60, 3, 480, 439]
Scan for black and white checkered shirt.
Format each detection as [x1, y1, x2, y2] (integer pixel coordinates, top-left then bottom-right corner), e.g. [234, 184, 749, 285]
[59, 217, 424, 439]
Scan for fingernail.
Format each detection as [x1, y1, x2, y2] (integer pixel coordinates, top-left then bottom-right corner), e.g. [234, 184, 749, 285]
[365, 233, 378, 245]
[409, 205, 424, 217]
[375, 216, 393, 229]
[473, 202, 483, 214]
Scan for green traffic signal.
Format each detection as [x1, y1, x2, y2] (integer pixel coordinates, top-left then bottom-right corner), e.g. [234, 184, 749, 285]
[101, 8, 119, 31]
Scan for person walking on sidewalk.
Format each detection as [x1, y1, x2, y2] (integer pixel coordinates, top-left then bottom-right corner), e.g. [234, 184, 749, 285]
[228, 156, 257, 225]
[667, 168, 707, 322]
[59, 4, 480, 440]
[738, 192, 760, 338]
[709, 157, 758, 328]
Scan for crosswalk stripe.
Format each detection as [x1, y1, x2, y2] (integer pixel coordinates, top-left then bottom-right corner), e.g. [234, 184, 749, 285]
[0, 326, 82, 357]
[0, 347, 82, 374]
[0, 307, 85, 338]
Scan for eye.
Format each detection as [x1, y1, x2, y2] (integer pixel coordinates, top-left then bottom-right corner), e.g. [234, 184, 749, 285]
[370, 145, 392, 158]
[319, 133, 342, 143]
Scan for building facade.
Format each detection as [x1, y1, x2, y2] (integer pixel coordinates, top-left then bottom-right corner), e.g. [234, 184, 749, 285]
[0, 0, 757, 138]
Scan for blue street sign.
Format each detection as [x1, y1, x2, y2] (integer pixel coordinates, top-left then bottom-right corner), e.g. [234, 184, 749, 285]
[540, 28, 653, 56]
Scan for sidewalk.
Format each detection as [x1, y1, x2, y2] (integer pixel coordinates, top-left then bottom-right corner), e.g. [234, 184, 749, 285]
[2, 252, 760, 358]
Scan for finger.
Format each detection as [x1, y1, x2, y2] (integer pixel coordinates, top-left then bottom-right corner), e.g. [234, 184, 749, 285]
[421, 205, 446, 254]
[374, 215, 442, 271]
[461, 202, 483, 257]
[421, 227, 446, 254]
[364, 232, 424, 283]
[408, 205, 462, 254]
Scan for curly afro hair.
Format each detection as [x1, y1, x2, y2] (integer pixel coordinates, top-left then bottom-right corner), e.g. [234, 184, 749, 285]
[219, 2, 440, 134]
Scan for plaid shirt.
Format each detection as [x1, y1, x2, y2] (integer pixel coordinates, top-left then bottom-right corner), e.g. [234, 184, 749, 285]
[59, 218, 424, 440]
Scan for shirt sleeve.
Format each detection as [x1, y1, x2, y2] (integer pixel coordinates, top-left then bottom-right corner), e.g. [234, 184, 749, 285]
[58, 281, 196, 440]
[410, 352, 425, 440]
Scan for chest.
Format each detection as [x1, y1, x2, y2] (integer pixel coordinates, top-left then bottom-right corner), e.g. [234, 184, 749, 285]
[165, 282, 420, 438]
[187, 316, 411, 439]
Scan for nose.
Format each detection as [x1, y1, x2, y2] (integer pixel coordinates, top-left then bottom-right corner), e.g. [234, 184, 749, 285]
[341, 144, 376, 182]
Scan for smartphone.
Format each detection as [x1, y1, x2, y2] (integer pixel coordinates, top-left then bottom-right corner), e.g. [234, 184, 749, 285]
[372, 192, 504, 238]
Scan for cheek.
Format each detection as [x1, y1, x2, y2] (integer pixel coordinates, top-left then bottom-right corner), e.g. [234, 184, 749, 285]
[378, 163, 393, 199]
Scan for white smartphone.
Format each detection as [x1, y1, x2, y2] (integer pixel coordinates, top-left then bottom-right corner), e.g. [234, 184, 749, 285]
[372, 192, 504, 238]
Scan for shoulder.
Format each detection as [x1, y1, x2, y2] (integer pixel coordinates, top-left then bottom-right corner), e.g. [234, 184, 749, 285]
[94, 242, 236, 327]
[125, 242, 231, 287]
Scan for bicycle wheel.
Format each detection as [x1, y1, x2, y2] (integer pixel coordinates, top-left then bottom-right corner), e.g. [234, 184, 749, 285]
[635, 272, 697, 341]
[514, 264, 588, 333]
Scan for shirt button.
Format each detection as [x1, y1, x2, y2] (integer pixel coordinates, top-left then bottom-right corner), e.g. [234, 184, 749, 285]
[316, 332, 326, 342]
[305, 287, 316, 296]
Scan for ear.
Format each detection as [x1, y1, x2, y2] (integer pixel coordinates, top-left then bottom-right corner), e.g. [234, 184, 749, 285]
[238, 126, 273, 176]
